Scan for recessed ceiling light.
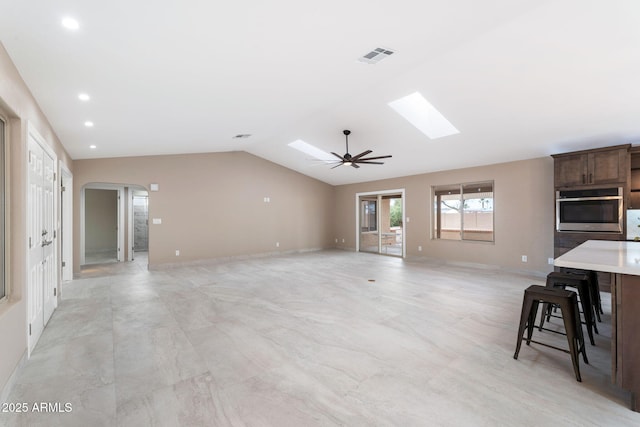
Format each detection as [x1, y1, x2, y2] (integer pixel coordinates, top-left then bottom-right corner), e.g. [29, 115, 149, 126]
[288, 139, 332, 161]
[89, 145, 97, 149]
[61, 17, 80, 31]
[78, 93, 90, 101]
[388, 91, 459, 139]
[84, 121, 94, 127]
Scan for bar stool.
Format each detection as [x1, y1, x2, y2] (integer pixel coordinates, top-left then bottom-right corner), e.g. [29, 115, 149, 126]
[585, 270, 603, 322]
[540, 271, 598, 345]
[557, 268, 603, 322]
[514, 285, 588, 382]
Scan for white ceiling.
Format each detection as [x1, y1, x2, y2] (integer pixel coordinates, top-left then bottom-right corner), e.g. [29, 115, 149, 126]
[2, 0, 640, 185]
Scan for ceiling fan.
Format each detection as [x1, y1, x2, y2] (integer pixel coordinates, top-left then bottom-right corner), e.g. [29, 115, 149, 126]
[330, 130, 392, 169]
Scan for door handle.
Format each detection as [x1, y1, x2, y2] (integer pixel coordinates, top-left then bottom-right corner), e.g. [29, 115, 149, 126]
[41, 239, 53, 247]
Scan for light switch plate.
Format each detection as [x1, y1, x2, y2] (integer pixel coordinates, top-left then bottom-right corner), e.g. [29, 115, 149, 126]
[152, 218, 162, 225]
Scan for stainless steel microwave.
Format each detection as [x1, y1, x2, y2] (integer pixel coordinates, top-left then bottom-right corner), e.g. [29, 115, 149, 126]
[556, 187, 623, 233]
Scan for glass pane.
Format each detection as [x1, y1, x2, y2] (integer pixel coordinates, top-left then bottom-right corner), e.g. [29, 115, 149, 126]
[439, 195, 462, 240]
[462, 182, 494, 241]
[381, 196, 403, 256]
[359, 198, 378, 253]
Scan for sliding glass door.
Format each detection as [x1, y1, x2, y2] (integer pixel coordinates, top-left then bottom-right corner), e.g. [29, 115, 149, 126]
[357, 191, 404, 257]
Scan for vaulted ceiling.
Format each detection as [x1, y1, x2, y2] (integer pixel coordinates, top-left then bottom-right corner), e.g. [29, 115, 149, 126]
[2, 0, 640, 185]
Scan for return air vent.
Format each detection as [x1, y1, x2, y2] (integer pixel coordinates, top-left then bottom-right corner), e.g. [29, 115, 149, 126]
[358, 47, 395, 64]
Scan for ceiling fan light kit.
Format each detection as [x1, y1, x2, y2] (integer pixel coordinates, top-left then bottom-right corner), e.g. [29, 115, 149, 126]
[330, 130, 392, 169]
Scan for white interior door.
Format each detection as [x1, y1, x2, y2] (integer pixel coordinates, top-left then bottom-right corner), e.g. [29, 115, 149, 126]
[27, 127, 57, 355]
[42, 150, 56, 323]
[27, 138, 45, 352]
[60, 164, 73, 281]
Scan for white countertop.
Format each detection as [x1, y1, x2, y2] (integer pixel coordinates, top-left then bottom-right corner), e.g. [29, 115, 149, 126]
[555, 239, 640, 275]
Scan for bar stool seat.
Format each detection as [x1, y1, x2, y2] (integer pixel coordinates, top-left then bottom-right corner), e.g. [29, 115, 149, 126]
[541, 271, 598, 345]
[514, 285, 588, 382]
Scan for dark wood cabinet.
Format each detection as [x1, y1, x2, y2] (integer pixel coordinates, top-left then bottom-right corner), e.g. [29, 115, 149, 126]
[552, 144, 631, 292]
[553, 145, 629, 188]
[613, 274, 640, 411]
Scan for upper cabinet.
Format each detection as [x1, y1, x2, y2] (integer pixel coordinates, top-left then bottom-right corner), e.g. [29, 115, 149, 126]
[553, 145, 630, 188]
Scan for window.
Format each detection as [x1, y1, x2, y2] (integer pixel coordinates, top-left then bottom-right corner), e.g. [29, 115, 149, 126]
[433, 181, 494, 242]
[0, 118, 5, 300]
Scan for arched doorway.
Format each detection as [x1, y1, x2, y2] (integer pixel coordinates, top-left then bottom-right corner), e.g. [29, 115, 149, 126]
[81, 183, 149, 268]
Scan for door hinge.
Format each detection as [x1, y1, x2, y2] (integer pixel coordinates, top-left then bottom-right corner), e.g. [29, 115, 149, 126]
[54, 288, 57, 297]
[53, 230, 57, 238]
[29, 237, 32, 248]
[29, 323, 31, 336]
[53, 172, 57, 181]
[62, 261, 66, 267]
[61, 185, 66, 192]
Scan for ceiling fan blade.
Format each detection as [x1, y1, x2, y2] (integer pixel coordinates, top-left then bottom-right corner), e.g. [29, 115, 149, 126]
[331, 152, 346, 161]
[355, 161, 385, 165]
[351, 163, 360, 169]
[331, 162, 343, 169]
[350, 150, 372, 161]
[358, 155, 392, 161]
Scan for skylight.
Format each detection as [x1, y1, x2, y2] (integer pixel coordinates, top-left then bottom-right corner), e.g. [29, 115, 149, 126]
[288, 139, 332, 161]
[388, 92, 459, 139]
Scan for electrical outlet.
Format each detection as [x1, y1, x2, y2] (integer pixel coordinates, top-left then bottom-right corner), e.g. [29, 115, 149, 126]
[342, 238, 345, 243]
[335, 238, 338, 243]
[521, 255, 528, 263]
[548, 257, 554, 265]
[418, 246, 422, 251]
[276, 242, 279, 247]
[175, 250, 180, 256]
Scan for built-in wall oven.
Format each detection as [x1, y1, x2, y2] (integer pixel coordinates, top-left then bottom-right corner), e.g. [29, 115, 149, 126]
[556, 187, 623, 233]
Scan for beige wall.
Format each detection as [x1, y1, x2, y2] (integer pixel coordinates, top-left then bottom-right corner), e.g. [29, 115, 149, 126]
[0, 43, 73, 397]
[334, 157, 555, 273]
[85, 189, 118, 253]
[72, 152, 335, 271]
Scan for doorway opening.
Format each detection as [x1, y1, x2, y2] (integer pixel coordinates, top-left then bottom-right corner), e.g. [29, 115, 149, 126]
[356, 189, 405, 257]
[84, 188, 120, 264]
[81, 183, 150, 269]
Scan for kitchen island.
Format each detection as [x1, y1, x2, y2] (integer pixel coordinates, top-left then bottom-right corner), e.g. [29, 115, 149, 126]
[555, 240, 640, 412]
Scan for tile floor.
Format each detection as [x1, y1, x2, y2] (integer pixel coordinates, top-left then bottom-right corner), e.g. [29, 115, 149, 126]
[2, 250, 640, 426]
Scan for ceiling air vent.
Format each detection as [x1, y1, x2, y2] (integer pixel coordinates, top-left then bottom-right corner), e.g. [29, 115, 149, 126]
[358, 47, 395, 64]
